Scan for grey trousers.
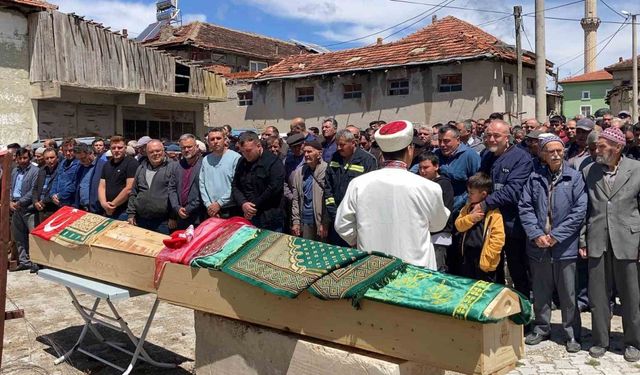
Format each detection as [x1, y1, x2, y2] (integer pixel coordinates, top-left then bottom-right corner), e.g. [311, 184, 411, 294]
[302, 223, 319, 241]
[589, 250, 640, 349]
[10, 210, 34, 267]
[530, 257, 581, 341]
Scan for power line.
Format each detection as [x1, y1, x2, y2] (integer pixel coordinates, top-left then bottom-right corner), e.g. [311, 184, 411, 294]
[382, 0, 456, 41]
[599, 0, 627, 19]
[520, 22, 534, 51]
[476, 15, 511, 28]
[555, 22, 627, 69]
[322, 0, 453, 47]
[574, 18, 629, 76]
[390, 0, 628, 24]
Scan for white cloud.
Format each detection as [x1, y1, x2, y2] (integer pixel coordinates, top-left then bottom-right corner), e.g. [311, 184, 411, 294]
[55, 0, 156, 36]
[183, 13, 207, 23]
[245, 0, 639, 83]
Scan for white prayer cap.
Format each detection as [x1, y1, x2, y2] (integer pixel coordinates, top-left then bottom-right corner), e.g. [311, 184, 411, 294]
[374, 120, 414, 152]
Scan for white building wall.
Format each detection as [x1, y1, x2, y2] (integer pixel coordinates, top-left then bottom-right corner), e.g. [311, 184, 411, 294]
[210, 60, 537, 133]
[0, 9, 38, 145]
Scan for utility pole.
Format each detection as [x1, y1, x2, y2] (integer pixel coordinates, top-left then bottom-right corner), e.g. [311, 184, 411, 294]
[633, 14, 638, 123]
[535, 0, 547, 122]
[514, 5, 523, 122]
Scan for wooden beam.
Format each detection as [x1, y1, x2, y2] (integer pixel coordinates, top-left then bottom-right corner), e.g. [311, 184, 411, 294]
[29, 81, 61, 99]
[115, 93, 146, 106]
[158, 263, 524, 375]
[4, 310, 24, 320]
[0, 151, 12, 368]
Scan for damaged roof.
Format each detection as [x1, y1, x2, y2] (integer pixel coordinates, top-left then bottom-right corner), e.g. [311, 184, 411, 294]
[0, 0, 57, 10]
[255, 16, 547, 81]
[605, 55, 640, 72]
[143, 21, 306, 62]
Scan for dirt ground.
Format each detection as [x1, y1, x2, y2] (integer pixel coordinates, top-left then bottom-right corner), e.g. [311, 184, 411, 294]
[2, 269, 195, 374]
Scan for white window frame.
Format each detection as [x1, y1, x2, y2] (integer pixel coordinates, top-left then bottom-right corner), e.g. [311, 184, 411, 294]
[388, 79, 409, 96]
[438, 74, 462, 93]
[503, 73, 514, 91]
[343, 83, 362, 99]
[580, 105, 592, 117]
[249, 60, 268, 72]
[237, 91, 253, 106]
[296, 87, 315, 102]
[581, 90, 591, 100]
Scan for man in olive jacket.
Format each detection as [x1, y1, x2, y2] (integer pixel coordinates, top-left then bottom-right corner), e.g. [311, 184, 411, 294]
[581, 128, 640, 362]
[291, 140, 329, 241]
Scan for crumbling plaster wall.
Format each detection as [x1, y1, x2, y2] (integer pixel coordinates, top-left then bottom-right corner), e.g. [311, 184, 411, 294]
[0, 8, 37, 146]
[209, 61, 538, 133]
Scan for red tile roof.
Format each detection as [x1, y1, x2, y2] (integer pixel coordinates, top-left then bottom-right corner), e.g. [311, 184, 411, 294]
[559, 69, 613, 84]
[144, 21, 305, 62]
[0, 0, 57, 10]
[255, 16, 544, 81]
[605, 56, 640, 72]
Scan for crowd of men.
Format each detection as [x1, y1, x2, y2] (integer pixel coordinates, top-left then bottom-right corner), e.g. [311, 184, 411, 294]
[6, 108, 640, 361]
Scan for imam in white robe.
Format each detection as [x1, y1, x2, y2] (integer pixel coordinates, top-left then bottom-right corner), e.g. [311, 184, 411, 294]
[334, 167, 450, 270]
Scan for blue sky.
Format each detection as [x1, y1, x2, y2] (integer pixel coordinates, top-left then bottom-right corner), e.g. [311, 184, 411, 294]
[56, 0, 640, 82]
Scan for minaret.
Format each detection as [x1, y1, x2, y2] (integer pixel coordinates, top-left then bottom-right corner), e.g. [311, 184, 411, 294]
[581, 0, 600, 73]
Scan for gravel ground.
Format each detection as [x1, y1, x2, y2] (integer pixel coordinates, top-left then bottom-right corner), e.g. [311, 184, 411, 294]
[3, 269, 640, 374]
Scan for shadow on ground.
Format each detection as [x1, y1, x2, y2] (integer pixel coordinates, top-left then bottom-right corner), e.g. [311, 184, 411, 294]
[36, 324, 193, 374]
[545, 322, 625, 354]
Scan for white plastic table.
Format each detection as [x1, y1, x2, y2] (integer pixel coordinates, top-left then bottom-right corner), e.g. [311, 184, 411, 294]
[38, 268, 177, 374]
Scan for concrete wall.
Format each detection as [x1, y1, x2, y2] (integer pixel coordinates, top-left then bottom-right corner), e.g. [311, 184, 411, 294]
[36, 89, 206, 141]
[608, 70, 639, 115]
[209, 60, 537, 133]
[560, 81, 611, 118]
[0, 8, 38, 145]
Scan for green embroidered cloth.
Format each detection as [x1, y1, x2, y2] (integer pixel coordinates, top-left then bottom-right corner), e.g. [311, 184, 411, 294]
[364, 265, 533, 324]
[221, 230, 403, 298]
[184, 224, 532, 325]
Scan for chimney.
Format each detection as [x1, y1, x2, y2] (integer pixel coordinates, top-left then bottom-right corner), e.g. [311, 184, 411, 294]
[122, 28, 128, 38]
[432, 15, 437, 23]
[619, 57, 623, 62]
[376, 37, 383, 46]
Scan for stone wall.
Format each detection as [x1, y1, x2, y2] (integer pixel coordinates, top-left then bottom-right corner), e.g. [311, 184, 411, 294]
[0, 8, 37, 145]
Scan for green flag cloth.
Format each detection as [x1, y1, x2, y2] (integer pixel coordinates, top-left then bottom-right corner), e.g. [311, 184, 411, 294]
[364, 265, 533, 324]
[221, 230, 403, 299]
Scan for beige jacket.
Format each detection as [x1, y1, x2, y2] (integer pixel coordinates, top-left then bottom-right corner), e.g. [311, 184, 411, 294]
[291, 161, 329, 227]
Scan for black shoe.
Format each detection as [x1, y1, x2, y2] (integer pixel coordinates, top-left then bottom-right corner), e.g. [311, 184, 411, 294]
[10, 264, 30, 272]
[589, 345, 607, 358]
[29, 264, 40, 274]
[525, 332, 549, 345]
[566, 339, 581, 353]
[624, 346, 640, 362]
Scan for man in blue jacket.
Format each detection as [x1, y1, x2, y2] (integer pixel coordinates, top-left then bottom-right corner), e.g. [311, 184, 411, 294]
[435, 125, 480, 212]
[480, 120, 534, 298]
[518, 135, 587, 353]
[51, 138, 80, 207]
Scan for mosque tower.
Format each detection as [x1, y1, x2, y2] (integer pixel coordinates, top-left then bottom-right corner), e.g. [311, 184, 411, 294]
[581, 0, 601, 73]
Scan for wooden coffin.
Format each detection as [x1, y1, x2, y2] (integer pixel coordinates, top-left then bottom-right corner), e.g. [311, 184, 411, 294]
[158, 263, 524, 375]
[29, 224, 165, 293]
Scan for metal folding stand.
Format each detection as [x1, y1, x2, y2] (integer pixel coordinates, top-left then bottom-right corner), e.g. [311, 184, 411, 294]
[38, 268, 177, 375]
